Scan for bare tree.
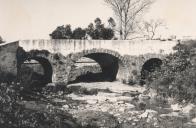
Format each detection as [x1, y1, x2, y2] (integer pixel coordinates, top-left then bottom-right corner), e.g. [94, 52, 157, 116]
[142, 19, 165, 39]
[104, 0, 153, 40]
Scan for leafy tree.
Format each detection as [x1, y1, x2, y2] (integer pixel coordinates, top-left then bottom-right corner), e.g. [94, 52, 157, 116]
[86, 17, 114, 40]
[108, 17, 116, 29]
[50, 25, 72, 39]
[72, 27, 86, 39]
[101, 28, 114, 40]
[94, 17, 103, 29]
[50, 18, 114, 40]
[86, 23, 95, 39]
[93, 18, 104, 39]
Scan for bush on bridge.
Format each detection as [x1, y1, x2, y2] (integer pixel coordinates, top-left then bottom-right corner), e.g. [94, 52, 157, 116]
[147, 40, 196, 103]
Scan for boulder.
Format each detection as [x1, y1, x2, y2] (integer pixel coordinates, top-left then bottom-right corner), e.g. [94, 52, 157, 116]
[192, 118, 196, 123]
[75, 110, 119, 128]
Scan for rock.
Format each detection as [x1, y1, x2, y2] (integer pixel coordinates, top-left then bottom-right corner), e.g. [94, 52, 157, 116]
[189, 107, 196, 119]
[55, 111, 82, 128]
[125, 103, 135, 108]
[119, 107, 125, 112]
[62, 104, 69, 110]
[192, 118, 196, 123]
[160, 112, 181, 118]
[69, 86, 98, 95]
[122, 91, 141, 97]
[23, 101, 48, 111]
[101, 106, 109, 112]
[171, 103, 182, 112]
[138, 101, 146, 110]
[117, 101, 125, 104]
[182, 103, 195, 113]
[184, 122, 196, 128]
[86, 100, 97, 104]
[139, 109, 158, 125]
[160, 112, 188, 125]
[44, 83, 67, 93]
[119, 122, 133, 128]
[47, 83, 56, 87]
[139, 109, 158, 119]
[139, 95, 151, 101]
[75, 110, 119, 128]
[109, 98, 117, 102]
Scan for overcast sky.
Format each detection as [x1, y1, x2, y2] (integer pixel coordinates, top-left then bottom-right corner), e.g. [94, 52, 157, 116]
[0, 0, 196, 42]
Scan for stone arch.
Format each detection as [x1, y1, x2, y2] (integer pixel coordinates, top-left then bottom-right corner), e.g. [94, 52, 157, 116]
[66, 48, 129, 84]
[140, 57, 163, 84]
[138, 54, 164, 72]
[17, 48, 53, 86]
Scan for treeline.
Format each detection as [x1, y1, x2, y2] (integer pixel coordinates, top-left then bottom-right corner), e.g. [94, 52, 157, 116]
[49, 17, 116, 40]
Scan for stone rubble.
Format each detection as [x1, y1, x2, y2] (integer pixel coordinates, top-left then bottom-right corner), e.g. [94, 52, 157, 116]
[22, 81, 196, 127]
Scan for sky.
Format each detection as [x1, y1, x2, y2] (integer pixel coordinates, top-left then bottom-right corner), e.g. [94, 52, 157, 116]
[0, 0, 196, 42]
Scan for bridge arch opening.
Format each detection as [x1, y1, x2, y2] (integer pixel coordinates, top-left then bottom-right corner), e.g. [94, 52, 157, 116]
[19, 57, 53, 89]
[68, 49, 128, 84]
[140, 58, 162, 84]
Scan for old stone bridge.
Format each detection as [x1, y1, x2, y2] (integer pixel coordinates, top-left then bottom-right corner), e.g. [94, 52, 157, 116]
[0, 39, 178, 85]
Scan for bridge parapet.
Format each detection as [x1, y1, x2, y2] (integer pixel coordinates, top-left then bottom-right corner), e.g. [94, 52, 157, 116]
[18, 39, 178, 56]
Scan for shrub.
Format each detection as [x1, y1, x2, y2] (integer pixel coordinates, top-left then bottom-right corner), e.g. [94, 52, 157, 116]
[147, 41, 196, 103]
[0, 82, 80, 128]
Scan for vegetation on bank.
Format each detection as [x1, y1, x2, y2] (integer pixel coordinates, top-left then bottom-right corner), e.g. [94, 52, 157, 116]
[146, 40, 196, 103]
[0, 82, 82, 128]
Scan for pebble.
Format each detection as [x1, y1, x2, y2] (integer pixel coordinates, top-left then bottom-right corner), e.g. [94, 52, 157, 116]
[86, 100, 97, 104]
[62, 104, 69, 109]
[101, 107, 108, 112]
[119, 107, 125, 112]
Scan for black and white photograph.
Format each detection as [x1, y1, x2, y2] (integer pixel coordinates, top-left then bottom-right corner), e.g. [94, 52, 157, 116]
[0, 0, 196, 127]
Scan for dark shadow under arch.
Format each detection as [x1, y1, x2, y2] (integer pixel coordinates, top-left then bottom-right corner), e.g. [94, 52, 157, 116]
[18, 57, 53, 88]
[68, 49, 128, 84]
[140, 58, 162, 84]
